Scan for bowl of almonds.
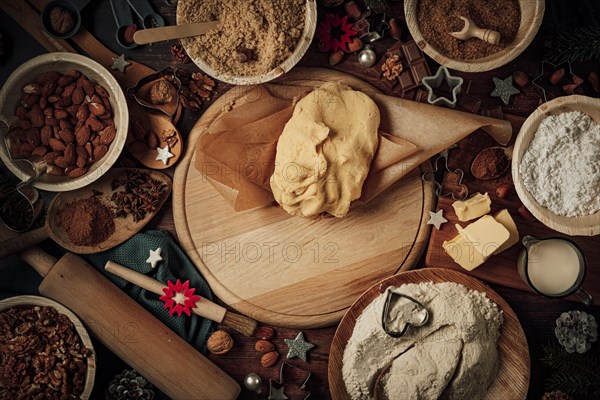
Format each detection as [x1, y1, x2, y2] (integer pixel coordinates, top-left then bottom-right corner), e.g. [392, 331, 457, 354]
[0, 52, 128, 191]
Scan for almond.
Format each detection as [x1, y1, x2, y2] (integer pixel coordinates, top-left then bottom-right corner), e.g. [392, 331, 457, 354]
[57, 96, 72, 108]
[54, 109, 68, 119]
[101, 97, 112, 114]
[89, 102, 105, 116]
[146, 130, 159, 149]
[54, 86, 63, 96]
[46, 117, 59, 127]
[62, 83, 76, 98]
[75, 125, 91, 145]
[255, 340, 275, 353]
[47, 166, 65, 176]
[512, 71, 530, 88]
[19, 119, 31, 130]
[40, 126, 53, 146]
[22, 94, 39, 109]
[100, 126, 116, 145]
[95, 84, 109, 98]
[549, 68, 565, 86]
[81, 78, 94, 97]
[76, 104, 90, 121]
[260, 351, 279, 368]
[76, 154, 87, 168]
[93, 144, 108, 161]
[40, 80, 57, 97]
[22, 83, 41, 94]
[67, 167, 86, 178]
[16, 106, 27, 120]
[36, 71, 60, 84]
[91, 135, 100, 147]
[123, 23, 138, 44]
[86, 116, 103, 132]
[43, 107, 54, 116]
[64, 143, 76, 165]
[54, 156, 68, 169]
[59, 129, 74, 144]
[32, 146, 48, 157]
[496, 185, 511, 199]
[85, 142, 93, 158]
[39, 97, 48, 109]
[97, 112, 112, 120]
[48, 137, 66, 152]
[72, 87, 85, 105]
[19, 143, 35, 155]
[389, 17, 401, 40]
[254, 326, 275, 340]
[25, 128, 40, 147]
[27, 105, 45, 128]
[59, 119, 73, 130]
[57, 75, 74, 87]
[65, 69, 80, 79]
[329, 50, 344, 66]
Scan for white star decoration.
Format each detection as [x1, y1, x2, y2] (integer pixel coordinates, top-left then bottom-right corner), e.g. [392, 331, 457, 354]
[155, 145, 174, 165]
[427, 209, 448, 230]
[111, 54, 131, 73]
[146, 247, 163, 269]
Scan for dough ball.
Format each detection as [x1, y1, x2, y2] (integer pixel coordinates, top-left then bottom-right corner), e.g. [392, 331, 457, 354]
[270, 82, 380, 217]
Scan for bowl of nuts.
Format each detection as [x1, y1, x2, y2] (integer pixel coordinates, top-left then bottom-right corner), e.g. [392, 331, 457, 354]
[0, 52, 128, 191]
[0, 295, 95, 399]
[176, 0, 317, 85]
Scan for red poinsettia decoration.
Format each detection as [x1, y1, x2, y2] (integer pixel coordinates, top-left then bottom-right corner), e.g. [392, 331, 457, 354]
[317, 13, 358, 53]
[159, 279, 201, 317]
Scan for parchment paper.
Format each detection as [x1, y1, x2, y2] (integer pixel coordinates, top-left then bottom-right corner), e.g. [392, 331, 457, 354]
[195, 85, 512, 211]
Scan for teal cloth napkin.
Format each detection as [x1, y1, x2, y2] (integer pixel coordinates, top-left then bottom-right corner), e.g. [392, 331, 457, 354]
[84, 230, 214, 353]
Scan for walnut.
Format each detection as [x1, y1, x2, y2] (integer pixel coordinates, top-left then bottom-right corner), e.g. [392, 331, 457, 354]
[149, 80, 174, 105]
[381, 54, 403, 81]
[207, 330, 234, 355]
[49, 6, 76, 35]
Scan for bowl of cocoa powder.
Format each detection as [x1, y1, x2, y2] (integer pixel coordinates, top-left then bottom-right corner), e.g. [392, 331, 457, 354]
[405, 0, 545, 72]
[0, 52, 128, 191]
[176, 0, 317, 85]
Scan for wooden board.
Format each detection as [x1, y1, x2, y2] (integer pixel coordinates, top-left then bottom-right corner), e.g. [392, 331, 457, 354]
[513, 95, 600, 236]
[425, 128, 600, 302]
[328, 268, 530, 400]
[173, 68, 435, 328]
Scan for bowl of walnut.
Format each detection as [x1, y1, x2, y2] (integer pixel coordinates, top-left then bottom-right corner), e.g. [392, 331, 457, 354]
[0, 295, 95, 399]
[0, 52, 128, 191]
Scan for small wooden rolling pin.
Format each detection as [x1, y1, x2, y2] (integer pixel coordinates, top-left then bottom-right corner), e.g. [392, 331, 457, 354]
[105, 261, 257, 336]
[20, 247, 240, 400]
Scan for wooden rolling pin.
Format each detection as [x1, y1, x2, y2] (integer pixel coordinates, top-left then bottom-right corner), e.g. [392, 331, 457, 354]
[20, 247, 240, 400]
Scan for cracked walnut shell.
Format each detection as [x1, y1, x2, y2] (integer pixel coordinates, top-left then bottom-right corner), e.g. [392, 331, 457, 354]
[207, 330, 234, 355]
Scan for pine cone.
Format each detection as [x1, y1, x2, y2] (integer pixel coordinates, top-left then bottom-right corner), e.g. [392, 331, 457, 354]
[542, 390, 573, 400]
[555, 310, 598, 353]
[106, 370, 155, 400]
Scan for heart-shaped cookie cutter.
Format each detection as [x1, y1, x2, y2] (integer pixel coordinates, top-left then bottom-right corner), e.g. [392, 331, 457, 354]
[381, 286, 429, 338]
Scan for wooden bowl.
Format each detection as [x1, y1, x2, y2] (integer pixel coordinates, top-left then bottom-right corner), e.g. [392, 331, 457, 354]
[176, 0, 317, 85]
[512, 95, 600, 236]
[328, 268, 529, 400]
[404, 0, 545, 72]
[0, 53, 128, 192]
[0, 295, 96, 399]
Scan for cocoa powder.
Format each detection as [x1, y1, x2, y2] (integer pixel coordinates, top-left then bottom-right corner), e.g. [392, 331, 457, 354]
[56, 196, 115, 246]
[417, 0, 521, 60]
[472, 147, 509, 180]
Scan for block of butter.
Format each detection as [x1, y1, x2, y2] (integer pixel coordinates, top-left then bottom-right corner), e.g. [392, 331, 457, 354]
[492, 209, 519, 255]
[452, 192, 491, 222]
[443, 215, 510, 271]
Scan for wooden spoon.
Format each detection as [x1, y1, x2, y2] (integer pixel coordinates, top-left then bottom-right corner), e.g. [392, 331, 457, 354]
[133, 21, 219, 45]
[470, 145, 514, 180]
[449, 16, 501, 45]
[0, 168, 171, 258]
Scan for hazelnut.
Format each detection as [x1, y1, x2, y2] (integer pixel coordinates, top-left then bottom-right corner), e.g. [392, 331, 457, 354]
[207, 330, 234, 355]
[49, 6, 76, 35]
[495, 185, 511, 199]
[149, 80, 174, 105]
[517, 204, 536, 222]
[389, 18, 401, 41]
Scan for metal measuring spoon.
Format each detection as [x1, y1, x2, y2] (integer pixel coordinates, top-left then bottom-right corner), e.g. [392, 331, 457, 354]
[470, 145, 514, 180]
[41, 0, 93, 39]
[109, 0, 137, 49]
[127, 0, 165, 29]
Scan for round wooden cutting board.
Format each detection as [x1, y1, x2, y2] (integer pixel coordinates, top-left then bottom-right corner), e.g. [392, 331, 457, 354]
[328, 268, 530, 400]
[173, 68, 435, 328]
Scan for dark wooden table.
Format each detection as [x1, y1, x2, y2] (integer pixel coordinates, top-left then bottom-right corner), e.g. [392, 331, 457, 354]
[1, 1, 599, 400]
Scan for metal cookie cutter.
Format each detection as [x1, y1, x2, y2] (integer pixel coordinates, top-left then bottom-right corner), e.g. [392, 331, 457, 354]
[381, 286, 429, 338]
[127, 66, 182, 121]
[422, 146, 469, 201]
[269, 362, 312, 400]
[422, 66, 464, 108]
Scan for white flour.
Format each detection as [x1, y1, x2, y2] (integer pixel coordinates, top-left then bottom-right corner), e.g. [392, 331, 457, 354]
[519, 111, 600, 217]
[342, 282, 503, 400]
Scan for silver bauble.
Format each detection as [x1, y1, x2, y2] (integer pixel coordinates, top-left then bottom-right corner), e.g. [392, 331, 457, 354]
[358, 45, 377, 67]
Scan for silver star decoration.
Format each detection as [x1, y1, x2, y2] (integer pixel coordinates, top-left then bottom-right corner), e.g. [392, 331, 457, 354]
[427, 209, 447, 230]
[155, 145, 174, 165]
[146, 247, 163, 269]
[490, 76, 520, 105]
[111, 54, 131, 73]
[284, 332, 314, 362]
[268, 386, 288, 400]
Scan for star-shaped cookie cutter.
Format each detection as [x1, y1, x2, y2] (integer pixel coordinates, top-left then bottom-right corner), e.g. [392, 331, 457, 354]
[421, 66, 464, 108]
[421, 146, 469, 201]
[269, 362, 312, 400]
[532, 60, 583, 103]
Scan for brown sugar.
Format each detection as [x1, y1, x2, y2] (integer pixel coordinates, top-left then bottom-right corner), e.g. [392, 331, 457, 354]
[417, 0, 521, 60]
[178, 0, 306, 77]
[56, 196, 115, 246]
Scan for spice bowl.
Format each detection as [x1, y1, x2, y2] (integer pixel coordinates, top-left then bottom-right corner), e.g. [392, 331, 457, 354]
[0, 52, 128, 192]
[404, 0, 545, 72]
[0, 295, 96, 399]
[176, 0, 317, 85]
[512, 95, 600, 236]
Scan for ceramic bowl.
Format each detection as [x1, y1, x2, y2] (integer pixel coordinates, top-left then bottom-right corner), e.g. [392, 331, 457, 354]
[176, 0, 317, 85]
[404, 0, 545, 72]
[0, 52, 128, 192]
[0, 295, 96, 399]
[512, 95, 600, 236]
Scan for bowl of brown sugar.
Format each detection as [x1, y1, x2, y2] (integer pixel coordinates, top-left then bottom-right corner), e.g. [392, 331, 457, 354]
[176, 0, 317, 85]
[405, 0, 545, 72]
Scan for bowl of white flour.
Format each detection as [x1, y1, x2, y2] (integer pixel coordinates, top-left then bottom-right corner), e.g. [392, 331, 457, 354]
[513, 95, 600, 236]
[328, 268, 530, 400]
